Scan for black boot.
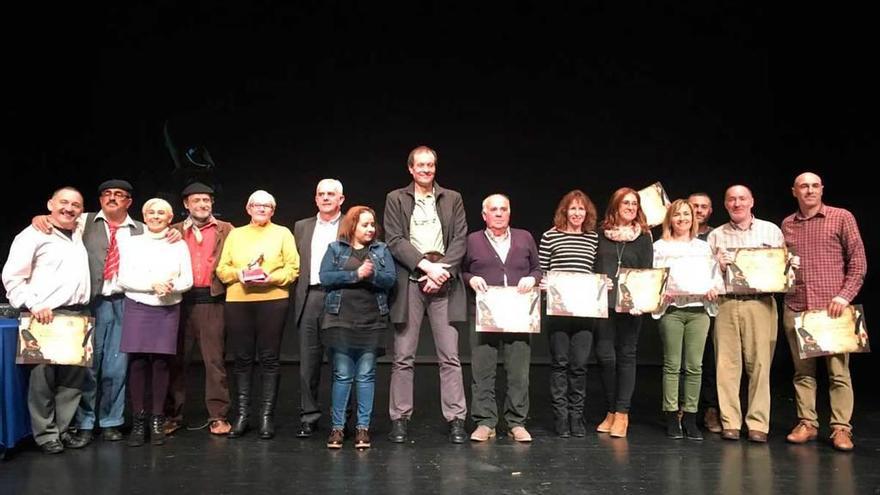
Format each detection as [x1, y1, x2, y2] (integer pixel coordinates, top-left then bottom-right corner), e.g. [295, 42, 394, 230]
[128, 411, 147, 447]
[570, 413, 586, 438]
[682, 412, 703, 441]
[666, 411, 684, 439]
[150, 415, 166, 446]
[228, 372, 252, 438]
[258, 373, 280, 440]
[555, 414, 571, 438]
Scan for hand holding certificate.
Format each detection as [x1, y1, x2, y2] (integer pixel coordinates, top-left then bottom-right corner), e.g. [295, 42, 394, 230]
[545, 271, 610, 318]
[723, 247, 793, 294]
[17, 313, 94, 366]
[792, 305, 869, 359]
[476, 287, 541, 333]
[616, 268, 669, 313]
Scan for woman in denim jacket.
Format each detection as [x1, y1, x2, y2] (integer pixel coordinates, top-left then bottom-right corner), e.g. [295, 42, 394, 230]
[319, 206, 396, 449]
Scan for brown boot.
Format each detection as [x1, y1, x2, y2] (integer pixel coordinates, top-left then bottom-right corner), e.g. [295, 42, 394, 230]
[830, 427, 854, 451]
[703, 407, 722, 434]
[786, 420, 818, 444]
[597, 412, 615, 433]
[610, 413, 629, 438]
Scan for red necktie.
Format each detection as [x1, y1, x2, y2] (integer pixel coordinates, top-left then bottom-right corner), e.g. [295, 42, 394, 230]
[102, 223, 121, 280]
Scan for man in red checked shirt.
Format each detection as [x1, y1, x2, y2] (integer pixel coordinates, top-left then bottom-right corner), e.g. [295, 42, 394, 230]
[781, 172, 867, 451]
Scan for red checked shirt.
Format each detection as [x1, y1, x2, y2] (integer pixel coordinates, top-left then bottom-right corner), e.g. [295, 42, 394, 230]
[781, 205, 867, 312]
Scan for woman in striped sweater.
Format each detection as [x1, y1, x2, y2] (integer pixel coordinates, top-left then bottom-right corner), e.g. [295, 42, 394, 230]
[539, 190, 599, 438]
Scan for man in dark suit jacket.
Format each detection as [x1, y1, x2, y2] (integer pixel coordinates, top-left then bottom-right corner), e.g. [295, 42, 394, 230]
[384, 145, 469, 444]
[164, 182, 235, 436]
[292, 179, 345, 437]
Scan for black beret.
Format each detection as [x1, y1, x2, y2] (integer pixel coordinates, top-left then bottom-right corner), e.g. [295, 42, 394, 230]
[98, 179, 133, 193]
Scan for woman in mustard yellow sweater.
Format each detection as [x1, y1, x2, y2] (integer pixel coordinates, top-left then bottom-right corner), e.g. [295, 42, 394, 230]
[217, 190, 299, 439]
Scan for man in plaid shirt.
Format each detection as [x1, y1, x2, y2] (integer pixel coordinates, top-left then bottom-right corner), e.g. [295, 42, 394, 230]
[781, 172, 867, 451]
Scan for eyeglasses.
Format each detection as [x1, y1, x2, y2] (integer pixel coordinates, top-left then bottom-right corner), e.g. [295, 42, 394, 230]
[101, 190, 131, 199]
[250, 203, 274, 210]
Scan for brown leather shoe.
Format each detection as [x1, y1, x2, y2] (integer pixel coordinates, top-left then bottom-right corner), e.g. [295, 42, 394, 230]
[721, 429, 740, 441]
[609, 413, 629, 438]
[164, 420, 182, 436]
[597, 412, 615, 433]
[354, 428, 371, 449]
[469, 425, 496, 442]
[703, 407, 722, 434]
[327, 428, 344, 449]
[786, 420, 818, 444]
[508, 426, 533, 443]
[747, 430, 768, 443]
[830, 427, 854, 451]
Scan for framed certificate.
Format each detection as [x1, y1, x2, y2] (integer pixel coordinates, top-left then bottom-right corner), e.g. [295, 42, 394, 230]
[792, 305, 869, 359]
[638, 182, 671, 227]
[724, 247, 793, 294]
[545, 271, 610, 318]
[616, 267, 669, 313]
[16, 313, 94, 366]
[476, 287, 541, 333]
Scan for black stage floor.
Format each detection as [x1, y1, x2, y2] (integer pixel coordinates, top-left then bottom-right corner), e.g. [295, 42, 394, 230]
[3, 363, 880, 494]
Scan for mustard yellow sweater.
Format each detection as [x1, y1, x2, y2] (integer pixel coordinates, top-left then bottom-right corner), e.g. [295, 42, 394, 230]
[216, 222, 299, 302]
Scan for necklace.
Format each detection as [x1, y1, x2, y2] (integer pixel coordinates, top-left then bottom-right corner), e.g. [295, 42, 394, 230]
[615, 241, 626, 277]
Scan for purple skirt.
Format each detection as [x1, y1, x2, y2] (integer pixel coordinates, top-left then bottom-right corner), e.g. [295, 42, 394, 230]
[120, 298, 180, 355]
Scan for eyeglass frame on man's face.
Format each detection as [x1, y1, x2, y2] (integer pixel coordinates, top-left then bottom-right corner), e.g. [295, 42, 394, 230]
[100, 190, 131, 200]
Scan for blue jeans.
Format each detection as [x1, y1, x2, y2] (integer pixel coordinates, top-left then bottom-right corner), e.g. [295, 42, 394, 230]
[330, 348, 376, 429]
[77, 296, 128, 429]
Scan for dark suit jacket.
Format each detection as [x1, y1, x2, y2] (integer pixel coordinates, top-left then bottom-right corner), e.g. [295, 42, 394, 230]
[384, 182, 468, 323]
[170, 219, 234, 297]
[292, 215, 342, 326]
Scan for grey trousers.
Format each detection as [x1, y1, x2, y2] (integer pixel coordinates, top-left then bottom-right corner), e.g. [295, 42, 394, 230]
[389, 282, 467, 422]
[29, 364, 86, 446]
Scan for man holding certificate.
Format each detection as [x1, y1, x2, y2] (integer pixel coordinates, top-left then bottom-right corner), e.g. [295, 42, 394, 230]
[3, 187, 91, 454]
[781, 172, 866, 451]
[462, 194, 541, 443]
[707, 185, 785, 443]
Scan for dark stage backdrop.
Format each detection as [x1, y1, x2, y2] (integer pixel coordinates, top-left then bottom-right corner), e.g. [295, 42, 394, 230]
[2, 3, 876, 369]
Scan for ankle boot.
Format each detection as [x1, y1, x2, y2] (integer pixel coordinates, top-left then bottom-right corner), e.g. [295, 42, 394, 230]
[570, 413, 586, 437]
[597, 412, 615, 433]
[128, 411, 147, 447]
[665, 411, 683, 439]
[682, 412, 703, 440]
[150, 415, 166, 445]
[610, 412, 629, 438]
[555, 414, 571, 438]
[258, 373, 280, 439]
[228, 371, 252, 438]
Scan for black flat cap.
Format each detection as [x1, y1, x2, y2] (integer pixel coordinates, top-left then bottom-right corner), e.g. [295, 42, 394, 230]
[181, 182, 215, 197]
[98, 179, 133, 193]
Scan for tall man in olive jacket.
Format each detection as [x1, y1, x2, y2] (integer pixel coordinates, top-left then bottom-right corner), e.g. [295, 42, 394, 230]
[384, 145, 469, 444]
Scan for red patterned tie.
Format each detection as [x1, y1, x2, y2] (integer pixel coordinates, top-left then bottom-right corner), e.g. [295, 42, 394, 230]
[102, 223, 121, 280]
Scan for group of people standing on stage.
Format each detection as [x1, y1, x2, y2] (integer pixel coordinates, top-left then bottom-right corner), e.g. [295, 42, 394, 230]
[2, 145, 866, 455]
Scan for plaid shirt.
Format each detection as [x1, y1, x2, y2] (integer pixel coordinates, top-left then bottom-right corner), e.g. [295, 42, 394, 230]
[707, 216, 785, 252]
[781, 205, 867, 311]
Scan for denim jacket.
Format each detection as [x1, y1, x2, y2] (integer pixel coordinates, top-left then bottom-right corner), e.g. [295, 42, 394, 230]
[319, 240, 397, 315]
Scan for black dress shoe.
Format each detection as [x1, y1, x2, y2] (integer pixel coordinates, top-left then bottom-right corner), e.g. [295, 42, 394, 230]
[296, 422, 315, 438]
[388, 419, 408, 443]
[65, 429, 93, 449]
[40, 440, 64, 455]
[448, 418, 467, 444]
[102, 427, 124, 442]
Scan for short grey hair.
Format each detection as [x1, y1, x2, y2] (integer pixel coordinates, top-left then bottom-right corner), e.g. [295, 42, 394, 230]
[481, 193, 510, 212]
[247, 190, 277, 208]
[316, 178, 343, 194]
